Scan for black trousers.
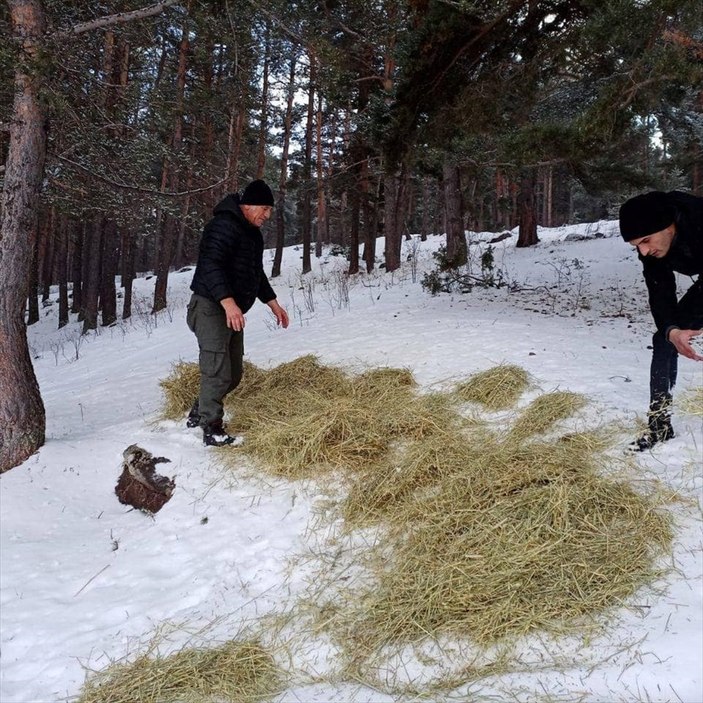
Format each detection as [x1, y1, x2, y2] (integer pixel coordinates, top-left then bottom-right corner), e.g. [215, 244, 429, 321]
[650, 279, 703, 408]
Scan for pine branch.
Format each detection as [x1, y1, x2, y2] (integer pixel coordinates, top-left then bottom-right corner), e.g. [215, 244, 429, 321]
[54, 154, 228, 197]
[51, 0, 180, 39]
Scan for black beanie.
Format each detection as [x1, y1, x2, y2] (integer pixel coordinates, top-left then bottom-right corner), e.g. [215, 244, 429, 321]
[619, 191, 674, 242]
[240, 179, 274, 206]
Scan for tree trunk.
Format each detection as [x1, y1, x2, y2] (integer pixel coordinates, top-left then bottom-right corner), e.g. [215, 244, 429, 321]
[121, 228, 135, 320]
[57, 215, 69, 329]
[301, 51, 316, 274]
[0, 0, 47, 472]
[272, 54, 297, 279]
[100, 219, 119, 326]
[153, 28, 188, 313]
[516, 170, 539, 248]
[256, 21, 270, 179]
[70, 221, 84, 314]
[443, 160, 467, 267]
[81, 216, 103, 333]
[27, 235, 40, 325]
[315, 91, 326, 258]
[383, 171, 401, 272]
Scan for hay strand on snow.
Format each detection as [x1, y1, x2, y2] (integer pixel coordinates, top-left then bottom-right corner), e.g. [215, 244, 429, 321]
[77, 638, 282, 703]
[455, 365, 530, 410]
[508, 390, 587, 440]
[677, 387, 703, 417]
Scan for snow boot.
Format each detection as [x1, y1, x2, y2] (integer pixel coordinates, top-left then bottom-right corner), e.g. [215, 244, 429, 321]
[186, 400, 200, 428]
[630, 404, 675, 452]
[203, 420, 242, 447]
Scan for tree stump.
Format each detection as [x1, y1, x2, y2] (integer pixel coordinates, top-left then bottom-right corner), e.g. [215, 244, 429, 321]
[115, 444, 175, 514]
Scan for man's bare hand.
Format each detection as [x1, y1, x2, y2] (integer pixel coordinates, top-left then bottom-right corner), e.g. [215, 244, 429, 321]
[220, 297, 245, 331]
[669, 328, 703, 361]
[267, 299, 289, 329]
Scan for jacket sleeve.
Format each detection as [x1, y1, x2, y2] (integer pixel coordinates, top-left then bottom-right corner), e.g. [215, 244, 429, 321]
[257, 270, 276, 304]
[198, 218, 236, 302]
[641, 255, 678, 335]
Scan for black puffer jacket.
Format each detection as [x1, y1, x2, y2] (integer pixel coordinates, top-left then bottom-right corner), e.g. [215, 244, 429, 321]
[190, 193, 275, 313]
[640, 191, 702, 335]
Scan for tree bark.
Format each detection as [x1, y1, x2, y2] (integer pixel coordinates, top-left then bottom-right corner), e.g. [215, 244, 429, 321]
[315, 91, 326, 258]
[272, 54, 297, 278]
[383, 171, 401, 272]
[121, 228, 136, 320]
[100, 219, 119, 326]
[256, 21, 271, 179]
[301, 51, 316, 274]
[516, 170, 539, 248]
[57, 215, 69, 329]
[0, 0, 47, 472]
[153, 28, 188, 313]
[81, 216, 103, 333]
[443, 160, 467, 267]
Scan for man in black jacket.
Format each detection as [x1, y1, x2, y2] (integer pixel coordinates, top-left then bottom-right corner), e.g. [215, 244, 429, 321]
[187, 179, 289, 446]
[619, 190, 703, 451]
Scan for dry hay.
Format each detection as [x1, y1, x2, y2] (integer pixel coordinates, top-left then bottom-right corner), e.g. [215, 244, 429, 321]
[508, 391, 587, 440]
[160, 360, 264, 420]
[160, 361, 200, 419]
[337, 428, 672, 659]
[220, 356, 458, 478]
[455, 365, 530, 411]
[159, 358, 673, 681]
[677, 386, 703, 417]
[77, 638, 282, 703]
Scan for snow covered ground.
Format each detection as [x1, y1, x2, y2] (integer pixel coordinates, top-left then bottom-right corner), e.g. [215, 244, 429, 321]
[1, 222, 701, 703]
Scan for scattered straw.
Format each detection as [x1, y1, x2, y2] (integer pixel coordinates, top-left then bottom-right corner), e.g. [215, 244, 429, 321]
[77, 638, 282, 703]
[508, 391, 587, 440]
[159, 357, 674, 688]
[339, 429, 672, 657]
[455, 365, 530, 410]
[677, 387, 703, 417]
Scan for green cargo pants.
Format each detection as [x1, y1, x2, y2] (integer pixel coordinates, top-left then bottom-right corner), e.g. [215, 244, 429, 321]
[186, 293, 244, 426]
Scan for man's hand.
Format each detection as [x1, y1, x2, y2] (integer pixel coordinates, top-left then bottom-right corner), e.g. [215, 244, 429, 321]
[220, 297, 245, 331]
[267, 299, 289, 328]
[669, 328, 703, 361]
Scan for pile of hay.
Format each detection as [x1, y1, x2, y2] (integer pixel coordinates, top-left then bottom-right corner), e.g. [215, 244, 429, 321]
[77, 639, 282, 703]
[454, 365, 530, 410]
[160, 355, 456, 478]
[160, 358, 673, 679]
[336, 388, 672, 660]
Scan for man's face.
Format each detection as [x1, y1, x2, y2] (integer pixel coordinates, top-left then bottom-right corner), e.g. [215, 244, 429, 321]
[629, 224, 676, 259]
[241, 204, 273, 228]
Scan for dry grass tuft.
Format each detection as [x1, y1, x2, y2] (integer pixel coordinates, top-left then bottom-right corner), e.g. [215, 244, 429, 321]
[677, 387, 703, 417]
[455, 365, 530, 411]
[77, 638, 282, 703]
[508, 391, 587, 440]
[160, 361, 200, 419]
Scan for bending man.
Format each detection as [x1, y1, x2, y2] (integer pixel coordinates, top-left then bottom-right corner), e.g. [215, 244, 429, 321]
[619, 190, 702, 451]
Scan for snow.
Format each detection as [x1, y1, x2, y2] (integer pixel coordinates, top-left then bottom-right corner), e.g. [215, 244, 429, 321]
[1, 222, 701, 703]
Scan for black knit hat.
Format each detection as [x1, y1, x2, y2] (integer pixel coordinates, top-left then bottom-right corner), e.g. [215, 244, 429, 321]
[240, 179, 274, 206]
[619, 191, 674, 242]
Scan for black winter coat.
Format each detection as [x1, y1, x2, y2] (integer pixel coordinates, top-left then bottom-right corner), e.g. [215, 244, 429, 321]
[640, 191, 702, 335]
[190, 194, 276, 313]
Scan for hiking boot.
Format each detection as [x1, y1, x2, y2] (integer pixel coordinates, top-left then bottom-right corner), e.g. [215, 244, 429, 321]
[203, 420, 243, 447]
[630, 414, 675, 452]
[186, 400, 200, 428]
